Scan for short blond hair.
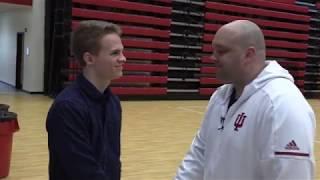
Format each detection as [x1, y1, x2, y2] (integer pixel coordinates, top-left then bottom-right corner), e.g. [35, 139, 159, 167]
[71, 20, 122, 66]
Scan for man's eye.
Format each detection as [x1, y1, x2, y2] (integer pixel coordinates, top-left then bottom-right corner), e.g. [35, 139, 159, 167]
[111, 51, 120, 55]
[217, 50, 227, 55]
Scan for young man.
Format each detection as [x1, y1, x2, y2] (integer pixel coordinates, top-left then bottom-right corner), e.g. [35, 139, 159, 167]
[175, 20, 315, 180]
[46, 20, 126, 180]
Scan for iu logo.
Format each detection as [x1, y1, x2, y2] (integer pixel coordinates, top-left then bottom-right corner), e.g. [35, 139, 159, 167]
[234, 113, 247, 131]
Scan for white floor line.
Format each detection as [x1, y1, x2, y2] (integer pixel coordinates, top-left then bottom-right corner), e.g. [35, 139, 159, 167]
[177, 106, 204, 114]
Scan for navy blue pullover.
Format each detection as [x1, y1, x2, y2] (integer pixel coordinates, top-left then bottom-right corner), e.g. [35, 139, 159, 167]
[46, 74, 121, 180]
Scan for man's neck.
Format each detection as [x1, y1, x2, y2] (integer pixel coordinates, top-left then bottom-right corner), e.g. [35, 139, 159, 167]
[233, 62, 267, 99]
[83, 70, 110, 93]
[234, 84, 244, 99]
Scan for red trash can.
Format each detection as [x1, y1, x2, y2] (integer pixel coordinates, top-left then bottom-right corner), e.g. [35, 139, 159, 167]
[0, 104, 9, 112]
[0, 112, 19, 178]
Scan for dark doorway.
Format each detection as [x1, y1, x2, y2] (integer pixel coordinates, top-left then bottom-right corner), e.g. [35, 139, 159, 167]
[16, 32, 24, 89]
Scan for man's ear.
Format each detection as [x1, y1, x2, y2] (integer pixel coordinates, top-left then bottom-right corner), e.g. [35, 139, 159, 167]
[245, 46, 257, 61]
[246, 47, 256, 59]
[83, 52, 95, 66]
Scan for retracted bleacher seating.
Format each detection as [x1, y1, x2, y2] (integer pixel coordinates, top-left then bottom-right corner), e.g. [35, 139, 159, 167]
[58, 0, 320, 99]
[70, 0, 172, 96]
[295, 0, 320, 98]
[200, 0, 310, 96]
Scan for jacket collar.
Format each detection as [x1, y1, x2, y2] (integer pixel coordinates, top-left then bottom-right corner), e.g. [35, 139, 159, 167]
[76, 73, 111, 102]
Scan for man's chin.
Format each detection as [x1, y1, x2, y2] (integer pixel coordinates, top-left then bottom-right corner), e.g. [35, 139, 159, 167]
[112, 72, 123, 80]
[216, 74, 232, 84]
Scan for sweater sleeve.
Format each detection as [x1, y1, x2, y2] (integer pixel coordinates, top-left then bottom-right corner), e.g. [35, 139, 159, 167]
[258, 95, 315, 180]
[175, 91, 219, 180]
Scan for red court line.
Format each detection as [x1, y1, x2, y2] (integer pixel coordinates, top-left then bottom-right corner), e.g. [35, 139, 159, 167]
[205, 2, 309, 22]
[73, 0, 172, 15]
[72, 8, 171, 27]
[111, 87, 167, 95]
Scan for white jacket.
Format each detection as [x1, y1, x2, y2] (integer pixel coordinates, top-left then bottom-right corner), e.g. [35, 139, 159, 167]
[175, 61, 315, 180]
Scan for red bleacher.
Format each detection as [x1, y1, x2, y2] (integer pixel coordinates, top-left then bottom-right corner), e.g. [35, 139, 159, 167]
[202, 45, 307, 59]
[0, 0, 32, 6]
[123, 64, 168, 72]
[204, 25, 309, 41]
[122, 39, 169, 50]
[73, 0, 172, 15]
[205, 12, 309, 32]
[200, 67, 218, 74]
[155, 0, 172, 3]
[66, 0, 315, 98]
[199, 88, 216, 96]
[224, 0, 309, 14]
[72, 21, 170, 38]
[70, 0, 171, 96]
[72, 8, 171, 27]
[123, 51, 169, 61]
[269, 0, 296, 4]
[200, 68, 308, 79]
[199, 0, 310, 95]
[202, 37, 308, 50]
[205, 2, 310, 22]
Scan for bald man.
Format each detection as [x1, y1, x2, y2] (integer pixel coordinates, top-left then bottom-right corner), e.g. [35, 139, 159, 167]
[175, 20, 315, 180]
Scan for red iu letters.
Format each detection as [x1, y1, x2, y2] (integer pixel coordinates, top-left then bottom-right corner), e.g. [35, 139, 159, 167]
[234, 113, 247, 131]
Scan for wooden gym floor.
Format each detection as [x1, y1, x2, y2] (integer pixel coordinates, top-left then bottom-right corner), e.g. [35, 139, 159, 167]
[0, 91, 319, 180]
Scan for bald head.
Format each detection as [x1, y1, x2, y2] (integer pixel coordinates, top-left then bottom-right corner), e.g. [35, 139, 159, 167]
[214, 20, 266, 53]
[212, 20, 267, 85]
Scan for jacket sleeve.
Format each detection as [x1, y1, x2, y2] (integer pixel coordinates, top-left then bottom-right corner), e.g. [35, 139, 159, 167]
[175, 92, 217, 180]
[175, 129, 206, 180]
[258, 95, 315, 180]
[46, 101, 109, 180]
